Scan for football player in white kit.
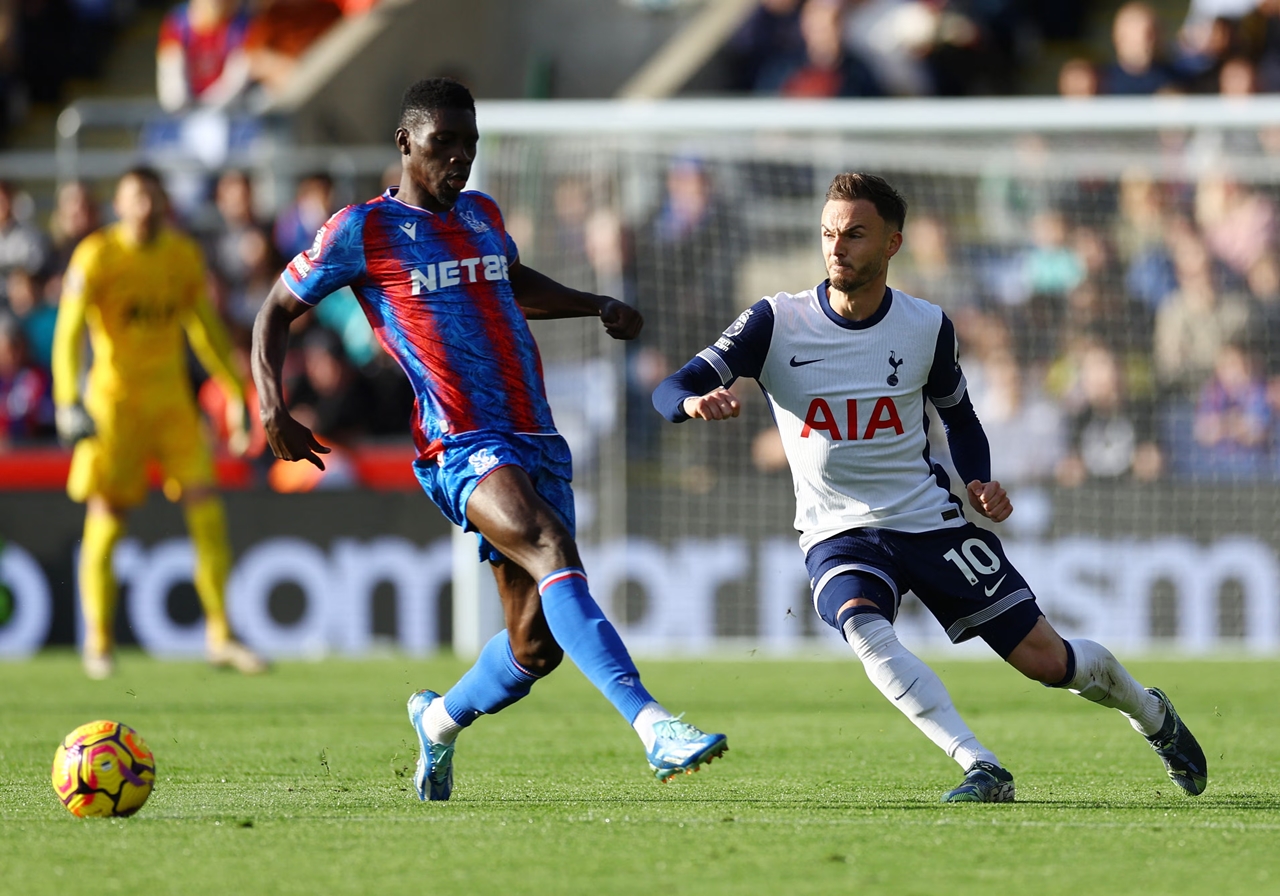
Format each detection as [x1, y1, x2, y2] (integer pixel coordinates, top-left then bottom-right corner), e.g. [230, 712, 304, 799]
[653, 172, 1207, 802]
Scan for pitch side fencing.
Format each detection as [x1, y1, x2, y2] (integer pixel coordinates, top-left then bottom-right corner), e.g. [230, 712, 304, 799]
[475, 97, 1280, 656]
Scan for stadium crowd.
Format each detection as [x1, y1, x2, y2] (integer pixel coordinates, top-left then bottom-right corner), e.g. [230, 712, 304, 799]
[728, 0, 1280, 100]
[5, 140, 1280, 491]
[5, 2, 1280, 490]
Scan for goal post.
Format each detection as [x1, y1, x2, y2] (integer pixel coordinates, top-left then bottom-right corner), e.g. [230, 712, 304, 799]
[448, 95, 1280, 656]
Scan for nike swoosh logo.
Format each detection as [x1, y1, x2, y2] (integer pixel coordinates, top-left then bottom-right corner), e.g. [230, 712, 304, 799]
[984, 575, 1007, 597]
[789, 356, 823, 367]
[893, 678, 919, 701]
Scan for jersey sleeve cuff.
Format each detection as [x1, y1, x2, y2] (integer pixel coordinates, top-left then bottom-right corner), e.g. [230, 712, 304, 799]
[280, 275, 319, 306]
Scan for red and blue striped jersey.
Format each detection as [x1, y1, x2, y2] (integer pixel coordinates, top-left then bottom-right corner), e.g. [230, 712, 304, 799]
[281, 188, 556, 459]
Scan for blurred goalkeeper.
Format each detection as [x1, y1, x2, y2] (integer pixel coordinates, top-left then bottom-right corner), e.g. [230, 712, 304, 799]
[52, 167, 266, 680]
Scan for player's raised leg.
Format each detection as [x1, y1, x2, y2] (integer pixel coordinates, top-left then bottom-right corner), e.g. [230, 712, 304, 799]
[816, 572, 1013, 803]
[465, 466, 727, 782]
[1007, 617, 1208, 795]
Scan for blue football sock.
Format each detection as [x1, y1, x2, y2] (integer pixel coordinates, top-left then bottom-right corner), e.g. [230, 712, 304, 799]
[443, 631, 539, 727]
[538, 567, 653, 723]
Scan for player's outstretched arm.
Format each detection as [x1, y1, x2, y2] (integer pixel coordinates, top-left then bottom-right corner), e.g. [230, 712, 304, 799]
[966, 479, 1012, 523]
[251, 281, 331, 470]
[509, 260, 642, 339]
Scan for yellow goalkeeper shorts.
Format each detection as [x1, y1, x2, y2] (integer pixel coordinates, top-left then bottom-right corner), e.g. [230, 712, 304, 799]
[67, 390, 215, 508]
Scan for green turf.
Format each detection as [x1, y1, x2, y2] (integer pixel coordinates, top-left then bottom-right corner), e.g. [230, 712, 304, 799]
[1, 652, 1277, 895]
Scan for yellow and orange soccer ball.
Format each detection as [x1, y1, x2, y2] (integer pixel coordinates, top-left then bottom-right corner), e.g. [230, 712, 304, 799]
[51, 721, 156, 818]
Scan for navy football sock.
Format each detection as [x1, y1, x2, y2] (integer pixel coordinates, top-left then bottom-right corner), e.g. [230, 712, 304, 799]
[538, 567, 654, 723]
[443, 631, 539, 727]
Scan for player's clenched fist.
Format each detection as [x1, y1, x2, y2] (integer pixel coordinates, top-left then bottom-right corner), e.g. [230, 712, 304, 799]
[684, 387, 740, 421]
[966, 479, 1012, 523]
[599, 297, 643, 340]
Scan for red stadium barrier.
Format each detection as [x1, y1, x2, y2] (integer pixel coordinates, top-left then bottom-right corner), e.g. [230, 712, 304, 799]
[0, 444, 420, 491]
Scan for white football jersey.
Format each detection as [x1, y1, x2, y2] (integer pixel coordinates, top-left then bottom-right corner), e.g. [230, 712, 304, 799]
[693, 283, 969, 551]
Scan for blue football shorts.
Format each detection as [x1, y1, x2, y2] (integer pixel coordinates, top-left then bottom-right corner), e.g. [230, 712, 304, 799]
[413, 430, 576, 564]
[804, 522, 1044, 658]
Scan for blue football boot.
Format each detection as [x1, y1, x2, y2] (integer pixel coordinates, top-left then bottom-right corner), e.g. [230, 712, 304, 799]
[1145, 687, 1208, 796]
[941, 760, 1015, 803]
[407, 689, 455, 801]
[646, 716, 728, 782]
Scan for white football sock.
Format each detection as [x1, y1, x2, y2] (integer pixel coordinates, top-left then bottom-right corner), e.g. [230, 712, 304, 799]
[1064, 639, 1167, 736]
[422, 698, 462, 745]
[631, 701, 674, 752]
[844, 614, 1000, 771]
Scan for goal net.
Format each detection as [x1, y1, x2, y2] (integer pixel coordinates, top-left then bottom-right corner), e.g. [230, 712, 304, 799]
[476, 97, 1280, 656]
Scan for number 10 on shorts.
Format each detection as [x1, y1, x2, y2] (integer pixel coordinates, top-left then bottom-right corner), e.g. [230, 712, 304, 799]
[943, 538, 1002, 585]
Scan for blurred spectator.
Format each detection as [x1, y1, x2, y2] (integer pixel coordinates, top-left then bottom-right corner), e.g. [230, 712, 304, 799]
[1219, 54, 1260, 94]
[1253, 0, 1280, 90]
[1246, 254, 1280, 376]
[0, 314, 53, 445]
[757, 0, 882, 98]
[243, 0, 342, 97]
[1174, 14, 1237, 92]
[966, 350, 1065, 484]
[1056, 341, 1162, 486]
[221, 227, 280, 328]
[0, 182, 49, 302]
[1059, 57, 1100, 98]
[630, 156, 741, 461]
[203, 170, 278, 326]
[631, 156, 741, 375]
[1195, 173, 1275, 277]
[7, 269, 54, 371]
[47, 180, 100, 280]
[1154, 233, 1252, 398]
[1101, 2, 1177, 95]
[1193, 341, 1270, 464]
[843, 0, 935, 97]
[892, 212, 979, 313]
[1183, 0, 1258, 27]
[911, 2, 1015, 97]
[157, 0, 251, 112]
[1022, 210, 1085, 299]
[286, 326, 370, 446]
[274, 173, 335, 259]
[205, 170, 257, 278]
[314, 287, 377, 367]
[728, 0, 803, 92]
[1114, 168, 1168, 264]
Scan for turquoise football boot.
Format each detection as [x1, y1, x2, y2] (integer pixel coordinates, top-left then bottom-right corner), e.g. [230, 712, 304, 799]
[407, 689, 455, 801]
[646, 716, 728, 782]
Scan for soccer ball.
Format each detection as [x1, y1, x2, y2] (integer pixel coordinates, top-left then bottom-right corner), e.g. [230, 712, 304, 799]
[51, 720, 157, 818]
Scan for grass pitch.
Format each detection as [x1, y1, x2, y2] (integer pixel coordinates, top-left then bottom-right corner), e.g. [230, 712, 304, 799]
[1, 652, 1277, 896]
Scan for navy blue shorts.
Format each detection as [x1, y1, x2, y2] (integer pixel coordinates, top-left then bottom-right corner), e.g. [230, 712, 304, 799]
[804, 523, 1043, 658]
[413, 430, 576, 564]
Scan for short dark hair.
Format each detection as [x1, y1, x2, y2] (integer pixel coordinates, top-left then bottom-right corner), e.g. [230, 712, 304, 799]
[400, 78, 476, 131]
[826, 172, 907, 231]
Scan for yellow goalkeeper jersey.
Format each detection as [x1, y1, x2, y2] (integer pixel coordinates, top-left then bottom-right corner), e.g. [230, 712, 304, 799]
[52, 223, 242, 408]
